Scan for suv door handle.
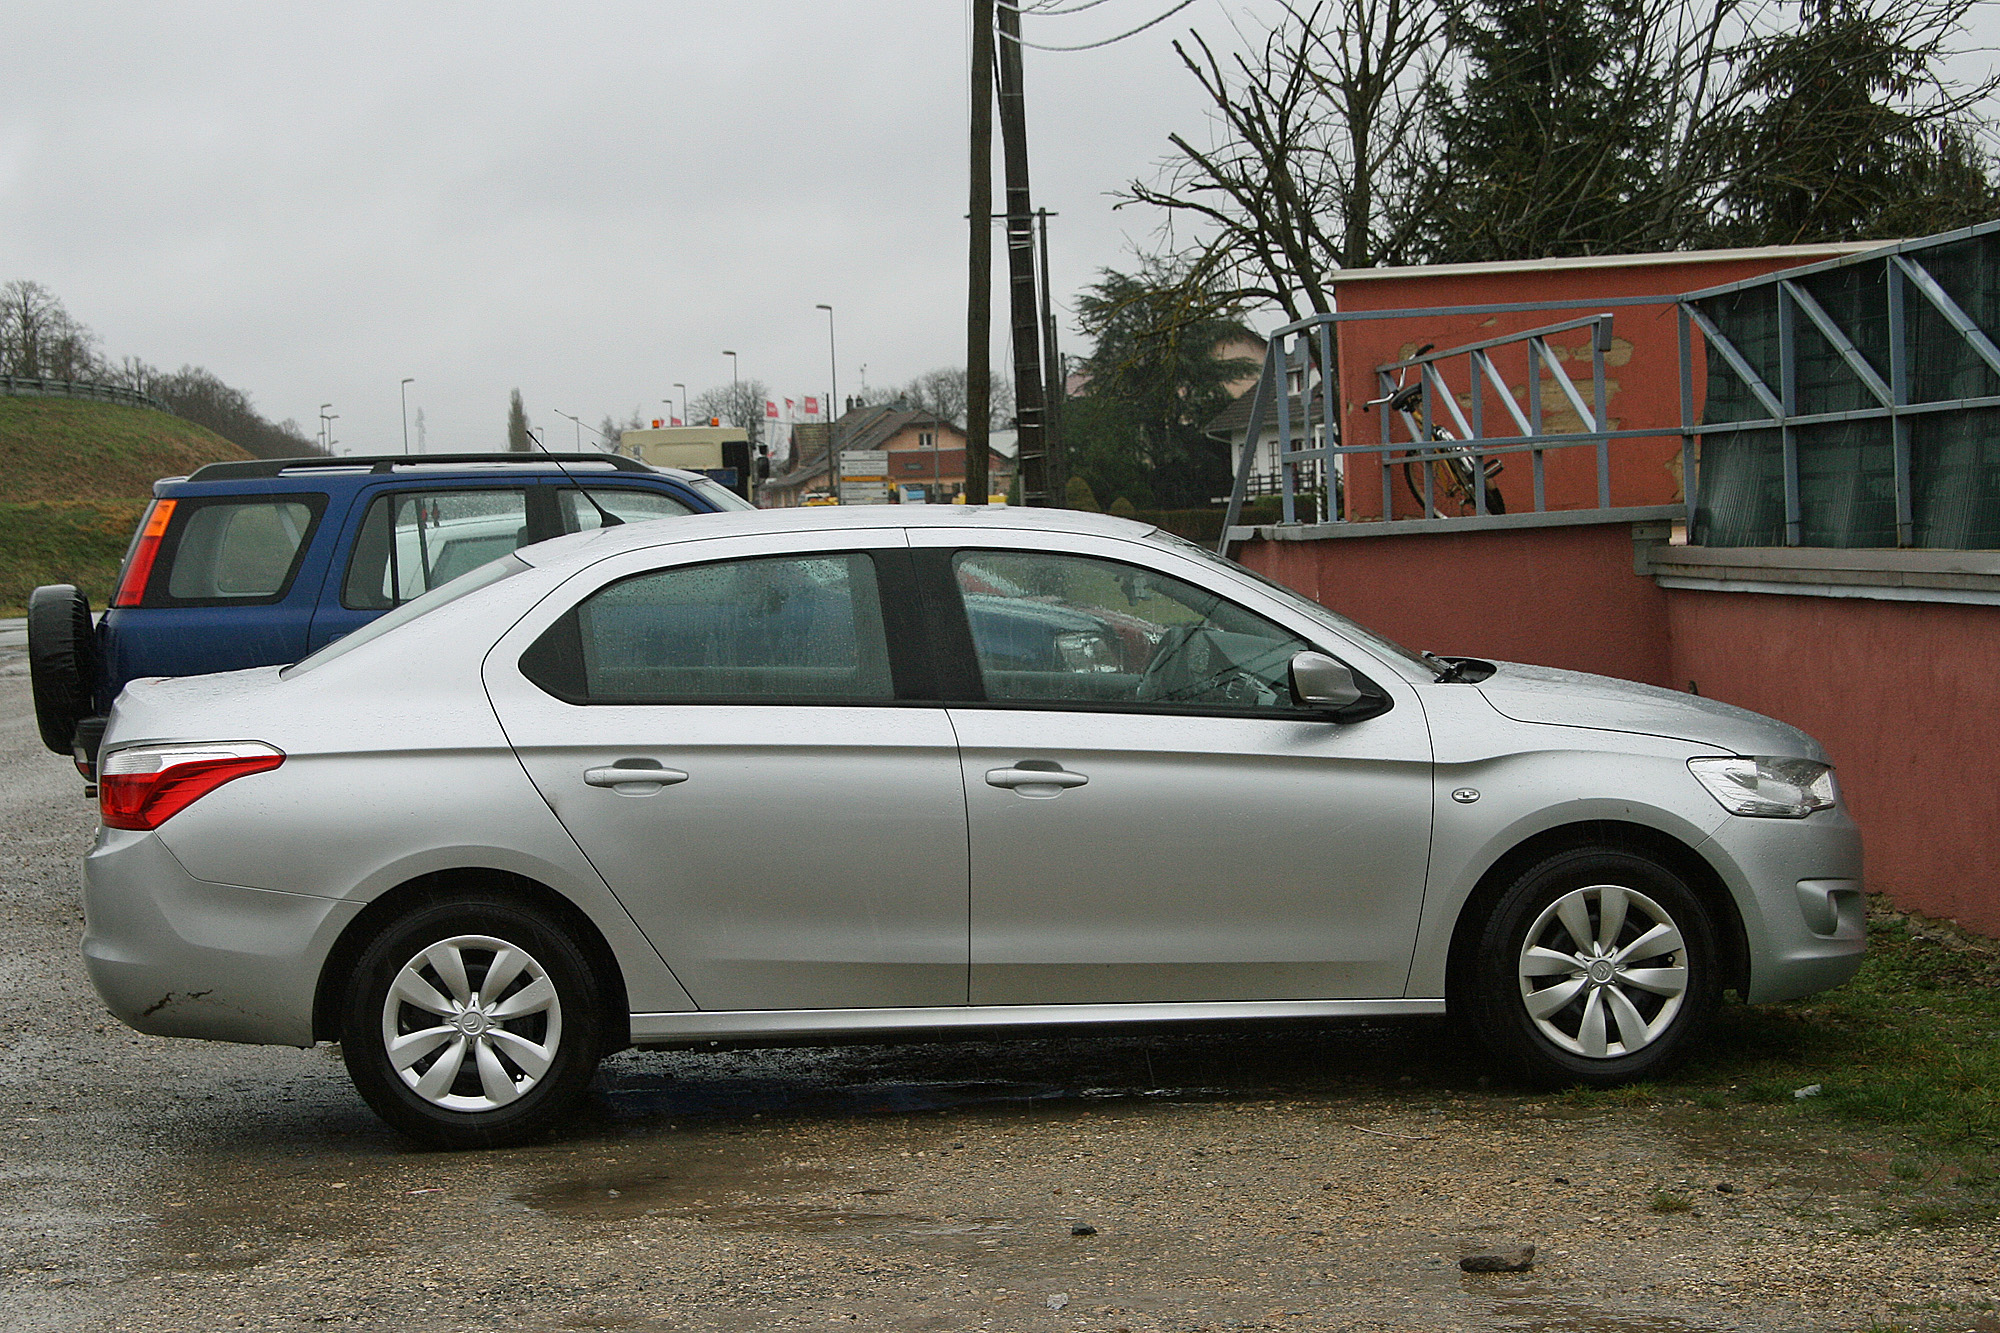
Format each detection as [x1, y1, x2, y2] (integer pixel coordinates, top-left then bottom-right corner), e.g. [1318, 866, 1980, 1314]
[584, 764, 689, 791]
[985, 765, 1088, 796]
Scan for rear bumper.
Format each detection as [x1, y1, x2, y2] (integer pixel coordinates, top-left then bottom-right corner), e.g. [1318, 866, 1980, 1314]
[82, 826, 361, 1046]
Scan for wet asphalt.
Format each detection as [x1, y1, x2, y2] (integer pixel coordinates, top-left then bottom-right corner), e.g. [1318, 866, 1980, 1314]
[0, 668, 1990, 1333]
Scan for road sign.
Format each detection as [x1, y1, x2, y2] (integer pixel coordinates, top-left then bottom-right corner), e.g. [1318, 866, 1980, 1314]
[839, 480, 891, 505]
[841, 450, 889, 480]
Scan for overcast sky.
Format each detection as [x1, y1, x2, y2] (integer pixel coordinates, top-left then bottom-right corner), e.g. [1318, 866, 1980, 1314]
[2, 0, 1250, 454]
[6, 3, 1996, 457]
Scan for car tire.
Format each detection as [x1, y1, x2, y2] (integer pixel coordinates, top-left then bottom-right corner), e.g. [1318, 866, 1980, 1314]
[340, 896, 605, 1149]
[1464, 846, 1717, 1087]
[27, 584, 98, 756]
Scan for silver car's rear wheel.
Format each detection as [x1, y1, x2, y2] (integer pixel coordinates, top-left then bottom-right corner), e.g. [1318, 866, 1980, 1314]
[381, 934, 566, 1113]
[341, 898, 603, 1148]
[1465, 846, 1718, 1086]
[1517, 884, 1689, 1059]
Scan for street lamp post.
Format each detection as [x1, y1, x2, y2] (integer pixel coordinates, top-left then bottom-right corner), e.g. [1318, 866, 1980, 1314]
[815, 304, 838, 502]
[661, 398, 673, 429]
[318, 403, 332, 453]
[400, 378, 415, 455]
[721, 350, 738, 420]
[323, 414, 339, 453]
[673, 383, 687, 426]
[553, 409, 584, 450]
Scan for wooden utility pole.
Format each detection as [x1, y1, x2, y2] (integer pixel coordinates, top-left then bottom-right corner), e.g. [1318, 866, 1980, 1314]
[994, 0, 1048, 505]
[1037, 206, 1065, 503]
[966, 0, 994, 506]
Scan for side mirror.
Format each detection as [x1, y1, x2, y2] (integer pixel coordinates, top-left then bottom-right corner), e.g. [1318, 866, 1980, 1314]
[1289, 650, 1364, 710]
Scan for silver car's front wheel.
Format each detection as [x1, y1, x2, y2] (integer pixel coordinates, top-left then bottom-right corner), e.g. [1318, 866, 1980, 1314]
[1465, 847, 1718, 1086]
[1517, 885, 1689, 1059]
[341, 897, 604, 1148]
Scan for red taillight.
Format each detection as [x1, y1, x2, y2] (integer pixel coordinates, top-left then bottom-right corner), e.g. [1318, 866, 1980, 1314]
[99, 742, 283, 830]
[110, 498, 177, 608]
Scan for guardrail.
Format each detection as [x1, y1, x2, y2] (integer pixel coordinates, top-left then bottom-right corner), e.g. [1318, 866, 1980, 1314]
[0, 375, 166, 412]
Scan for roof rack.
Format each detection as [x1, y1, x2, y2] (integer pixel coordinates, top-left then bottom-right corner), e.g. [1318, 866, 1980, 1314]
[185, 452, 657, 482]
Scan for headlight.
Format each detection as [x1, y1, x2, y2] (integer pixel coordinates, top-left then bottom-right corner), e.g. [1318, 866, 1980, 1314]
[1687, 756, 1837, 818]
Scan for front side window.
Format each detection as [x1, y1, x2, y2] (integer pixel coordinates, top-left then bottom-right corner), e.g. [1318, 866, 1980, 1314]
[953, 549, 1315, 713]
[160, 496, 322, 603]
[522, 552, 893, 704]
[343, 489, 530, 609]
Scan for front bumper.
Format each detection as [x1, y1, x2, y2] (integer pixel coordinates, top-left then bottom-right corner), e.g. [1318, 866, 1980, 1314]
[1699, 808, 1866, 1004]
[82, 826, 362, 1046]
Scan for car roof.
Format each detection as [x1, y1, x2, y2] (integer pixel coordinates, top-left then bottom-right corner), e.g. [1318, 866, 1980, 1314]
[514, 504, 1161, 573]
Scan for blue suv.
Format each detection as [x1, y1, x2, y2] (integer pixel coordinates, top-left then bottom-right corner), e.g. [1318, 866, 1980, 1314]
[29, 452, 752, 775]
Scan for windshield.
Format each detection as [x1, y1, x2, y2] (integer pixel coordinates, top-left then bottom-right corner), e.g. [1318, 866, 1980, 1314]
[1148, 531, 1434, 674]
[690, 477, 756, 511]
[281, 554, 529, 678]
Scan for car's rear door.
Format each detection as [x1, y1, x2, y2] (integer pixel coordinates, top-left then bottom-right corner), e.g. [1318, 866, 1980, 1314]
[908, 528, 1435, 1006]
[481, 529, 970, 1012]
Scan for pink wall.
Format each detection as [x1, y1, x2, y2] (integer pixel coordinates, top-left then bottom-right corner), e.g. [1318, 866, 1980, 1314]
[1247, 523, 1673, 687]
[1237, 524, 2000, 936]
[1663, 590, 2000, 934]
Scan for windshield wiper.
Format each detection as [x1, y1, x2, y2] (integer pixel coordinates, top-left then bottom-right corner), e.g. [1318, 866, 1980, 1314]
[1423, 650, 1472, 684]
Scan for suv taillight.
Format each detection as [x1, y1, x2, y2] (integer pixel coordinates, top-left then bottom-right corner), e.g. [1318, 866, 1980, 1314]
[100, 742, 283, 830]
[110, 499, 177, 608]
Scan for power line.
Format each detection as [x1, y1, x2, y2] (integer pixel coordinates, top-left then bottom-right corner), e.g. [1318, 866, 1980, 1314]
[997, 0, 1200, 50]
[1010, 0, 1122, 15]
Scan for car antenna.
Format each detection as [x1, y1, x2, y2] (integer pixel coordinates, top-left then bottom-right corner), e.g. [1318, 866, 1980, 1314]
[525, 427, 622, 527]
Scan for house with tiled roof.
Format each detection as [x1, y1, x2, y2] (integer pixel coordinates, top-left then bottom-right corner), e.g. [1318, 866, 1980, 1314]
[761, 401, 1017, 506]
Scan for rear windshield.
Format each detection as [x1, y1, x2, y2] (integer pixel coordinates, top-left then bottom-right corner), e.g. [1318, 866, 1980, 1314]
[283, 555, 529, 678]
[150, 495, 326, 605]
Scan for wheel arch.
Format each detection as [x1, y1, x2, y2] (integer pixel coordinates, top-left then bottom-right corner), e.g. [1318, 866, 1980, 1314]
[1443, 819, 1749, 1008]
[312, 867, 632, 1052]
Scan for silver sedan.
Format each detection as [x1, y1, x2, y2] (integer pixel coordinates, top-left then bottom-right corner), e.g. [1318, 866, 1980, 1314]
[80, 506, 1864, 1147]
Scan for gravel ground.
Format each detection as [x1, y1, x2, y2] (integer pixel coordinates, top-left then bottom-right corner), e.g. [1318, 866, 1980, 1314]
[0, 666, 1993, 1333]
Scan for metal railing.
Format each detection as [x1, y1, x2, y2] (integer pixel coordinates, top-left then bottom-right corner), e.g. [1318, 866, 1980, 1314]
[1219, 220, 2000, 554]
[1218, 295, 1690, 551]
[0, 375, 165, 412]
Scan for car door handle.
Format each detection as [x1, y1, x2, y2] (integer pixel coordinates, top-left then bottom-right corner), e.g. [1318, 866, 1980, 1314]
[985, 766, 1088, 795]
[584, 765, 689, 790]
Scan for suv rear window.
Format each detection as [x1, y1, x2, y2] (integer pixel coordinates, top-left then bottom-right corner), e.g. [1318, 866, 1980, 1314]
[151, 496, 326, 605]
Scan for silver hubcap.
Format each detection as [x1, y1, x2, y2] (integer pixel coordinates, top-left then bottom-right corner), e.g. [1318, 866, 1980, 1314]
[1517, 884, 1689, 1059]
[380, 934, 563, 1112]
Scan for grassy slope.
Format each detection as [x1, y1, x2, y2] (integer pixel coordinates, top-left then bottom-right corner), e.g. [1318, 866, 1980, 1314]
[0, 397, 249, 611]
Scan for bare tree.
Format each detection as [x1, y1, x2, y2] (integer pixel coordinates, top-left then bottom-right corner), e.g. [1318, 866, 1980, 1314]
[0, 279, 104, 380]
[897, 367, 1015, 428]
[1120, 0, 1449, 322]
[688, 380, 772, 440]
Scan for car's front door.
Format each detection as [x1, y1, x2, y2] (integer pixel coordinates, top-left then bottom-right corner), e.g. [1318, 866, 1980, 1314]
[483, 534, 968, 1012]
[911, 532, 1434, 1006]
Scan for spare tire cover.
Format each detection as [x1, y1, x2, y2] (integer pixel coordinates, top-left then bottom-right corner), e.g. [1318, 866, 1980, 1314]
[27, 584, 99, 755]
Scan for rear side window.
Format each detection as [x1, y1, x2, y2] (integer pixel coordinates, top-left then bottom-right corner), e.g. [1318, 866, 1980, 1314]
[343, 489, 531, 610]
[148, 496, 325, 605]
[556, 487, 695, 532]
[521, 552, 893, 704]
